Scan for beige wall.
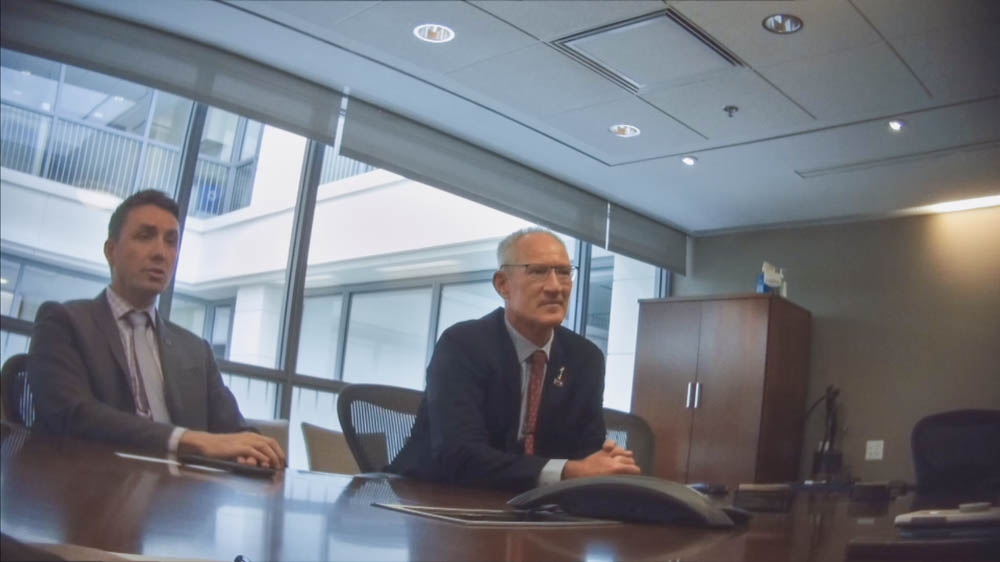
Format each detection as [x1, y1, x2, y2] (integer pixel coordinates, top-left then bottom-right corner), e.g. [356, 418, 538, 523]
[671, 206, 1000, 483]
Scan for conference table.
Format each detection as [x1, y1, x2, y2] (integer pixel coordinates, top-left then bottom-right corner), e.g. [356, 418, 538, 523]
[1, 423, 995, 562]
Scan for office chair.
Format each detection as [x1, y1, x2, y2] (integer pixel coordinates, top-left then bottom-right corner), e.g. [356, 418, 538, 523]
[246, 418, 290, 454]
[301, 421, 361, 474]
[911, 409, 1000, 498]
[337, 384, 423, 473]
[603, 407, 655, 475]
[1, 353, 34, 427]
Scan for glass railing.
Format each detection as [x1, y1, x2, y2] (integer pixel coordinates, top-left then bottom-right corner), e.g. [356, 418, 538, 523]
[2, 102, 376, 216]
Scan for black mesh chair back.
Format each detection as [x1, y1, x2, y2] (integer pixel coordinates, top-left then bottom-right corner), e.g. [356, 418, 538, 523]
[1, 353, 34, 427]
[911, 409, 1000, 497]
[604, 407, 654, 475]
[337, 384, 423, 473]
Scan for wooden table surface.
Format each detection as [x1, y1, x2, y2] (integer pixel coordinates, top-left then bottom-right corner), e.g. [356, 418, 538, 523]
[1, 422, 996, 561]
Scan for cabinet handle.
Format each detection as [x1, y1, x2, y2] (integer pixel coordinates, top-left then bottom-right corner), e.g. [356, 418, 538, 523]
[694, 382, 702, 408]
[685, 382, 693, 408]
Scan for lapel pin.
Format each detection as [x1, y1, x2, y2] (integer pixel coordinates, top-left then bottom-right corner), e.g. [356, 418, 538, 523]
[553, 367, 566, 387]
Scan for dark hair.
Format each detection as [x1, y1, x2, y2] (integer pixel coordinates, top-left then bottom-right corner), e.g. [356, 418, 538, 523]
[107, 189, 180, 241]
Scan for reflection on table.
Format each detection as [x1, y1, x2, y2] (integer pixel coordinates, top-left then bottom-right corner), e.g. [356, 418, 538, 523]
[1, 422, 996, 561]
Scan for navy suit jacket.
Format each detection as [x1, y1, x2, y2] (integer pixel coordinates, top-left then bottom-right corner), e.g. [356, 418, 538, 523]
[27, 291, 250, 453]
[388, 307, 607, 491]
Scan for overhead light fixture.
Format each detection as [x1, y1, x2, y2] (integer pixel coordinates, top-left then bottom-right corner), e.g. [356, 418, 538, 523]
[763, 14, 803, 34]
[0, 277, 8, 285]
[682, 156, 698, 166]
[609, 124, 640, 138]
[413, 23, 455, 43]
[888, 119, 906, 132]
[915, 194, 1000, 214]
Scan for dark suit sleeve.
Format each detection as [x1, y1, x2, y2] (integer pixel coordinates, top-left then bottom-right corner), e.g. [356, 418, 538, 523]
[425, 331, 547, 490]
[571, 343, 608, 459]
[28, 301, 175, 454]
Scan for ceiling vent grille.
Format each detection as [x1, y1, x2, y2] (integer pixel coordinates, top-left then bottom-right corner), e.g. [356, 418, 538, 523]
[550, 9, 744, 95]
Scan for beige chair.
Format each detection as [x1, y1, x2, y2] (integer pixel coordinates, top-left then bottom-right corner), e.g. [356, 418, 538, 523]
[301, 421, 360, 474]
[246, 418, 290, 454]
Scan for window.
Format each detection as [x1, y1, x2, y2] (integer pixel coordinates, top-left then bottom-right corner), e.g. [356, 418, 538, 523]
[298, 294, 343, 379]
[585, 247, 659, 411]
[342, 288, 433, 389]
[2, 46, 668, 470]
[175, 118, 302, 369]
[437, 281, 501, 339]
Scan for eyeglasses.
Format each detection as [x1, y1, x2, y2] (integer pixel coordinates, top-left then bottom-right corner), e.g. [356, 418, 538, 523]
[502, 263, 578, 282]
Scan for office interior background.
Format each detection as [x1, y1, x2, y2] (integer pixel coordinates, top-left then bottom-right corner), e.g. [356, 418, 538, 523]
[1, 0, 998, 482]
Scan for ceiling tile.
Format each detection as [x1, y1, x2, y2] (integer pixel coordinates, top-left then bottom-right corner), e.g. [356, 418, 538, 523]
[759, 42, 930, 121]
[315, 1, 537, 74]
[890, 24, 1000, 102]
[673, 0, 882, 68]
[852, 0, 1000, 39]
[471, 0, 665, 41]
[565, 13, 734, 91]
[446, 44, 626, 117]
[642, 68, 814, 140]
[540, 97, 705, 164]
[231, 1, 379, 30]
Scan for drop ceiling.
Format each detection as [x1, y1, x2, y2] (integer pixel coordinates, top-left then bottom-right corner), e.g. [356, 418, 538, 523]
[62, 0, 1000, 234]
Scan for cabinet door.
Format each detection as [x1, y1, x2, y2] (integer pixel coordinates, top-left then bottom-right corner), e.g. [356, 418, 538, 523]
[632, 301, 701, 480]
[687, 299, 769, 488]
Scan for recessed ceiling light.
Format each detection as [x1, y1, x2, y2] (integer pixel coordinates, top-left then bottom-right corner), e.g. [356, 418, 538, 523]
[763, 14, 803, 34]
[413, 23, 455, 44]
[888, 119, 906, 132]
[609, 124, 640, 138]
[682, 156, 698, 166]
[93, 112, 104, 119]
[0, 277, 8, 285]
[112, 95, 126, 102]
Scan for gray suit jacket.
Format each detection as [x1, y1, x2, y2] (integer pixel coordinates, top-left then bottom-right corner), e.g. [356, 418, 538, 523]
[27, 290, 250, 453]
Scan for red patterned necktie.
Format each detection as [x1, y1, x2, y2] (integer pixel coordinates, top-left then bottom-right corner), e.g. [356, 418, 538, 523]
[523, 350, 547, 455]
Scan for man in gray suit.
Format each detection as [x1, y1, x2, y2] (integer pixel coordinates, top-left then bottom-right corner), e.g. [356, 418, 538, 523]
[28, 190, 284, 468]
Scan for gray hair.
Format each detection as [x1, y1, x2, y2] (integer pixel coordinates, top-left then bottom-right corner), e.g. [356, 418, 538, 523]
[496, 227, 565, 268]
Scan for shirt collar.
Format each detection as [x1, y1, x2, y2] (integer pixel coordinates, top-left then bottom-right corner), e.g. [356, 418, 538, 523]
[106, 286, 158, 326]
[503, 311, 554, 363]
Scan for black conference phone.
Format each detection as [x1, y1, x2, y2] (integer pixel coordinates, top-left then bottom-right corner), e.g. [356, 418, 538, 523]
[508, 475, 749, 528]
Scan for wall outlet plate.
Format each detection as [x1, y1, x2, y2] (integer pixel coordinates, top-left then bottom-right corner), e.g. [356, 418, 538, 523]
[865, 440, 884, 461]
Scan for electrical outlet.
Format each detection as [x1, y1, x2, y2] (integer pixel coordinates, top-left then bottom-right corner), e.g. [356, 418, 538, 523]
[865, 440, 884, 461]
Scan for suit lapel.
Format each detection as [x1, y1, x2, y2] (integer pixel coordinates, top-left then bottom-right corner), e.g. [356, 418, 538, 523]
[491, 309, 524, 449]
[94, 291, 132, 391]
[538, 330, 569, 434]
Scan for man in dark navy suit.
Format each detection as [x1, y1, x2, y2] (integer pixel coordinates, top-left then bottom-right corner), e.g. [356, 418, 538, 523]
[389, 228, 639, 491]
[28, 190, 284, 468]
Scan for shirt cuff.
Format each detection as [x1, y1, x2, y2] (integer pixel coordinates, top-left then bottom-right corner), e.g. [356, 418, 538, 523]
[167, 427, 187, 456]
[538, 458, 568, 487]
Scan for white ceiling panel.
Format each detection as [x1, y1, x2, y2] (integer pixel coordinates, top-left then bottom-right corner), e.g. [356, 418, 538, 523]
[541, 97, 705, 164]
[471, 0, 665, 41]
[317, 0, 537, 74]
[852, 0, 1000, 39]
[759, 41, 930, 121]
[642, 68, 814, 141]
[230, 1, 378, 32]
[672, 0, 883, 68]
[890, 24, 1000, 102]
[446, 43, 626, 117]
[564, 12, 735, 91]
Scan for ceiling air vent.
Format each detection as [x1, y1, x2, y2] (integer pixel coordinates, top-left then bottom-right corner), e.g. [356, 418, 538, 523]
[550, 9, 744, 95]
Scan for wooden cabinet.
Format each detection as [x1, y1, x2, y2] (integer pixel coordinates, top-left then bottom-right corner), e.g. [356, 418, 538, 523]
[632, 294, 811, 489]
